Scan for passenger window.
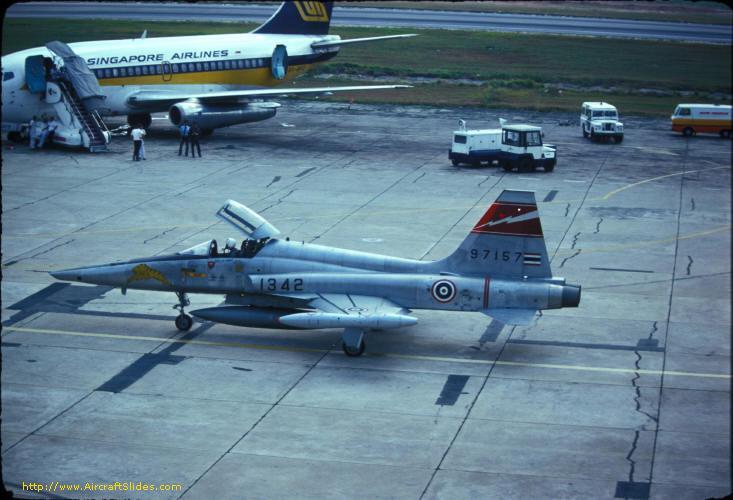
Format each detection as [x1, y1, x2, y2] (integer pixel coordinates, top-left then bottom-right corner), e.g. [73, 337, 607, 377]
[172, 64, 179, 73]
[454, 135, 467, 144]
[527, 131, 541, 146]
[203, 62, 210, 71]
[217, 61, 224, 70]
[142, 66, 149, 75]
[134, 66, 141, 75]
[195, 62, 202, 72]
[3, 71, 14, 81]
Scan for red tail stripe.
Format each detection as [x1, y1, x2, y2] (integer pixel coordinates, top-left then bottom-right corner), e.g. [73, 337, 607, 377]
[472, 202, 543, 237]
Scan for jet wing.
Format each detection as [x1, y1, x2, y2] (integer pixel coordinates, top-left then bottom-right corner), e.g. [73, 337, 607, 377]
[126, 84, 412, 107]
[277, 294, 418, 330]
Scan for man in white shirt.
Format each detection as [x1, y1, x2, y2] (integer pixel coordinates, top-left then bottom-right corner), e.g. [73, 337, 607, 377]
[131, 124, 145, 161]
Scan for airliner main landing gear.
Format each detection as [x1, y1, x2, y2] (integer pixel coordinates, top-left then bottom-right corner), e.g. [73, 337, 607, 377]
[341, 328, 366, 357]
[173, 292, 193, 331]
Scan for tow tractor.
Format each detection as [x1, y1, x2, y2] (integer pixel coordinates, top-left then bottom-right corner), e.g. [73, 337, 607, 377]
[449, 120, 556, 172]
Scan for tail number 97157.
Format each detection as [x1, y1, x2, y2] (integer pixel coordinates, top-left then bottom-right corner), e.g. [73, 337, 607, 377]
[470, 249, 522, 262]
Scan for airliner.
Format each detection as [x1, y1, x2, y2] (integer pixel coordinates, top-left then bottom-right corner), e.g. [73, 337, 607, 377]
[1, 1, 414, 146]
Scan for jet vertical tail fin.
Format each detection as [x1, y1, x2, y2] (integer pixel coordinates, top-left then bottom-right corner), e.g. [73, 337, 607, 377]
[439, 190, 552, 278]
[253, 1, 333, 35]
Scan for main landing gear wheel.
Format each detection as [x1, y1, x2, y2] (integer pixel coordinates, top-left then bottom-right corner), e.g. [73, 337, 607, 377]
[175, 313, 193, 331]
[342, 339, 366, 357]
[173, 292, 192, 331]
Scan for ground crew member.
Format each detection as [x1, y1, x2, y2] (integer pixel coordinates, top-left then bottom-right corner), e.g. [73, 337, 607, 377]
[178, 121, 190, 156]
[131, 123, 145, 161]
[189, 123, 202, 158]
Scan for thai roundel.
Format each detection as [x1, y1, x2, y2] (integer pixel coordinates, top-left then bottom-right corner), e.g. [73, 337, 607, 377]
[431, 279, 456, 303]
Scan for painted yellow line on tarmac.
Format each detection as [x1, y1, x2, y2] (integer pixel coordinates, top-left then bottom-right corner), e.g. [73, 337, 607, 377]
[600, 165, 730, 201]
[5, 326, 730, 380]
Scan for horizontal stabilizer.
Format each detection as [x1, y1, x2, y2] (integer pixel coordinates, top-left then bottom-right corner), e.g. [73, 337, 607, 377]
[312, 34, 418, 49]
[483, 308, 538, 326]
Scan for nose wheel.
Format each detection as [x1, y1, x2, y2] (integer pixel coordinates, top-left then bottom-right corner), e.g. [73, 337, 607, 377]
[173, 292, 193, 331]
[341, 328, 366, 357]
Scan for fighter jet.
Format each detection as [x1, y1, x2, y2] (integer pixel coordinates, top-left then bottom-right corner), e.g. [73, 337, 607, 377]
[50, 190, 580, 356]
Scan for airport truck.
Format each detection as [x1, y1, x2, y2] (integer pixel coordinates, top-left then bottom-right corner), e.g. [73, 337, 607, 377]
[449, 122, 556, 172]
[671, 104, 732, 138]
[580, 101, 624, 143]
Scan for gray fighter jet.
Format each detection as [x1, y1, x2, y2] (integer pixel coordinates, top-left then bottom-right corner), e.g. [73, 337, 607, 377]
[51, 190, 580, 356]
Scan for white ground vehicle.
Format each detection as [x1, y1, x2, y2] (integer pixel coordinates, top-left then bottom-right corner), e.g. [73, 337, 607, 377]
[449, 123, 556, 172]
[580, 102, 623, 143]
[671, 104, 732, 138]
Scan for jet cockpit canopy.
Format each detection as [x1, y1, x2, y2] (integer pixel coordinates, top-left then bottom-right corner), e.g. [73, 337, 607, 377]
[217, 200, 281, 241]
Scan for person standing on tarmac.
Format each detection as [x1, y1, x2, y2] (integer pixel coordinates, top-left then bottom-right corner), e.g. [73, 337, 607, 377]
[178, 120, 190, 156]
[189, 123, 202, 158]
[28, 116, 38, 148]
[131, 123, 145, 161]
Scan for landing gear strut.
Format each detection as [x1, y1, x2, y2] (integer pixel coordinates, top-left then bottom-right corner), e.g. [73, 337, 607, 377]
[341, 328, 366, 357]
[173, 292, 193, 331]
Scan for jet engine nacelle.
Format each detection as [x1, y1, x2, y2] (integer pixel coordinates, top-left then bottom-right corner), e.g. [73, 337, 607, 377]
[168, 101, 279, 129]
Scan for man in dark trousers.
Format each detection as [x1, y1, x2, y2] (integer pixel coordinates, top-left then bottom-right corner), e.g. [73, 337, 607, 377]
[178, 120, 190, 156]
[189, 123, 202, 158]
[131, 123, 145, 161]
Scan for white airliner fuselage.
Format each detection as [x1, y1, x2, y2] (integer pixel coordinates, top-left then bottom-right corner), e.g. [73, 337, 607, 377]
[1, 1, 413, 144]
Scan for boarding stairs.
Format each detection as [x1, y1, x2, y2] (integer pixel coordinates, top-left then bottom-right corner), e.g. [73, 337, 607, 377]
[55, 81, 110, 152]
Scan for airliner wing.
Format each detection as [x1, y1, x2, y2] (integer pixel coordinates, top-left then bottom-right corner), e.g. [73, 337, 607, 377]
[127, 84, 411, 107]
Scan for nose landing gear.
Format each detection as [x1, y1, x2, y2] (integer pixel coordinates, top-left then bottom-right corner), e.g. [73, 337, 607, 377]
[173, 292, 193, 331]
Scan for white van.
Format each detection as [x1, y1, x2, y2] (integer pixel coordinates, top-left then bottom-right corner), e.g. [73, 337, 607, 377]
[671, 104, 732, 138]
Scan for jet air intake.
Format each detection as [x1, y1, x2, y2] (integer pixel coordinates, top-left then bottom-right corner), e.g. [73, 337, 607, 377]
[168, 101, 280, 129]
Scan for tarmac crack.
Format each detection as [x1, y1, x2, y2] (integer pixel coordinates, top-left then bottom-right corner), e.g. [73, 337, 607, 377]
[594, 217, 604, 234]
[625, 430, 640, 483]
[631, 351, 659, 426]
[686, 256, 693, 276]
[259, 190, 295, 214]
[570, 232, 581, 250]
[564, 203, 571, 217]
[559, 249, 581, 268]
[690, 197, 695, 211]
[143, 227, 178, 245]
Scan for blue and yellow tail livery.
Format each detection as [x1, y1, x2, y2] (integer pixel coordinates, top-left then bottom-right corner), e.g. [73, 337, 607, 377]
[254, 1, 334, 35]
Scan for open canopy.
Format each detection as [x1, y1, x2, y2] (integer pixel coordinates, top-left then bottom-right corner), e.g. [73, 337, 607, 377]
[217, 200, 281, 240]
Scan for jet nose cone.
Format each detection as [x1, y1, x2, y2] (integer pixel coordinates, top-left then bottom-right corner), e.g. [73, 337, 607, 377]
[50, 268, 84, 282]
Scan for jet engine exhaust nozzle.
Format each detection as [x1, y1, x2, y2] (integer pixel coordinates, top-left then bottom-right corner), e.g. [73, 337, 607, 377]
[561, 285, 581, 308]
